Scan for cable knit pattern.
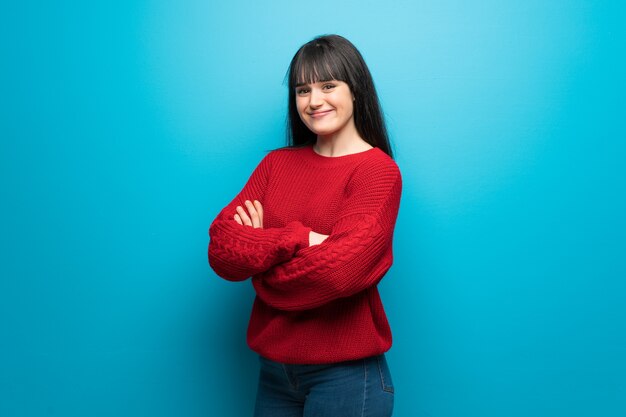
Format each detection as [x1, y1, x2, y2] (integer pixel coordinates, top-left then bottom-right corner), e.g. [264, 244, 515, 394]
[208, 144, 402, 364]
[208, 154, 312, 281]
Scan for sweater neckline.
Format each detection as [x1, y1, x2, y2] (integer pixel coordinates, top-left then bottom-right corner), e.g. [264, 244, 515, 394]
[302, 144, 378, 166]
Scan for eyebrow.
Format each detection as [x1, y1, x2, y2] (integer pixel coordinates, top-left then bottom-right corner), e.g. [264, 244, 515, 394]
[295, 79, 334, 88]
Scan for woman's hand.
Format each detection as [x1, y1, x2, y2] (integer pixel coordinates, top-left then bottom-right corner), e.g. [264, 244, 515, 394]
[233, 200, 329, 246]
[309, 231, 329, 247]
[234, 200, 264, 229]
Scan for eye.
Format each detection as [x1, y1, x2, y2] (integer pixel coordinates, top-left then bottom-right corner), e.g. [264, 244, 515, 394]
[296, 88, 309, 95]
[323, 83, 336, 90]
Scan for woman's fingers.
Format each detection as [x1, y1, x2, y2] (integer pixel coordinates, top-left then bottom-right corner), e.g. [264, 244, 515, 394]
[245, 200, 261, 228]
[236, 205, 252, 226]
[253, 200, 264, 228]
[235, 200, 264, 229]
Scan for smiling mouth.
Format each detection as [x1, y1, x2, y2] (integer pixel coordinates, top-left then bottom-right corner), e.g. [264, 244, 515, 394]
[310, 110, 333, 118]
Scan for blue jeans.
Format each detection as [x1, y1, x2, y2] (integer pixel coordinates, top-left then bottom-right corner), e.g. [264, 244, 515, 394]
[253, 354, 394, 417]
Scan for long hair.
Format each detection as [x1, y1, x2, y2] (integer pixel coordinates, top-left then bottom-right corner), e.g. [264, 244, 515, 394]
[282, 34, 394, 159]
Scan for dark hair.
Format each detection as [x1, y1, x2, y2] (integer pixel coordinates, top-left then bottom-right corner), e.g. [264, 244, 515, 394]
[282, 34, 394, 159]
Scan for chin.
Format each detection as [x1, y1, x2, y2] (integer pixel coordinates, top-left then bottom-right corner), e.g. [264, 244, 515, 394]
[311, 130, 336, 137]
[307, 125, 338, 136]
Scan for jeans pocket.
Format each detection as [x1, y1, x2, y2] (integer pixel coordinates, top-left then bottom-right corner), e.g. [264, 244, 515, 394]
[376, 354, 394, 393]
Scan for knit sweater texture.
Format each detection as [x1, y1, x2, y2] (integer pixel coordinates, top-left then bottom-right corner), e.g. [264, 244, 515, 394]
[208, 144, 402, 364]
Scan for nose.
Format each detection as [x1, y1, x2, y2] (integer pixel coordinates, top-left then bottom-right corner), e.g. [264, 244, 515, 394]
[308, 87, 324, 108]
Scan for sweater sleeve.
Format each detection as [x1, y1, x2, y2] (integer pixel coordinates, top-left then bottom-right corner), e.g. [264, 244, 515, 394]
[208, 152, 312, 282]
[251, 161, 402, 311]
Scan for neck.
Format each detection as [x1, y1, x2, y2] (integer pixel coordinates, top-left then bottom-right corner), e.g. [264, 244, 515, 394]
[314, 124, 372, 157]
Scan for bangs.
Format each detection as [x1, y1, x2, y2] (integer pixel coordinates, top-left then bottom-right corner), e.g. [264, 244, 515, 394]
[289, 46, 350, 87]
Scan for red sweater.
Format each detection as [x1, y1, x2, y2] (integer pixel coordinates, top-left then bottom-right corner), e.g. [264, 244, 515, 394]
[208, 144, 402, 364]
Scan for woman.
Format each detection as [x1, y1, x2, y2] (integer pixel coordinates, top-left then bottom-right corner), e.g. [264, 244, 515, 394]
[208, 34, 402, 417]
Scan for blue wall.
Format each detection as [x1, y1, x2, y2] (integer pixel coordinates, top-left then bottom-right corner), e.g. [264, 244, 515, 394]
[2, 1, 625, 416]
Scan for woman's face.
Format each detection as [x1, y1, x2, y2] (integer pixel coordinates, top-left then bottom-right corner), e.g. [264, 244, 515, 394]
[295, 79, 356, 139]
